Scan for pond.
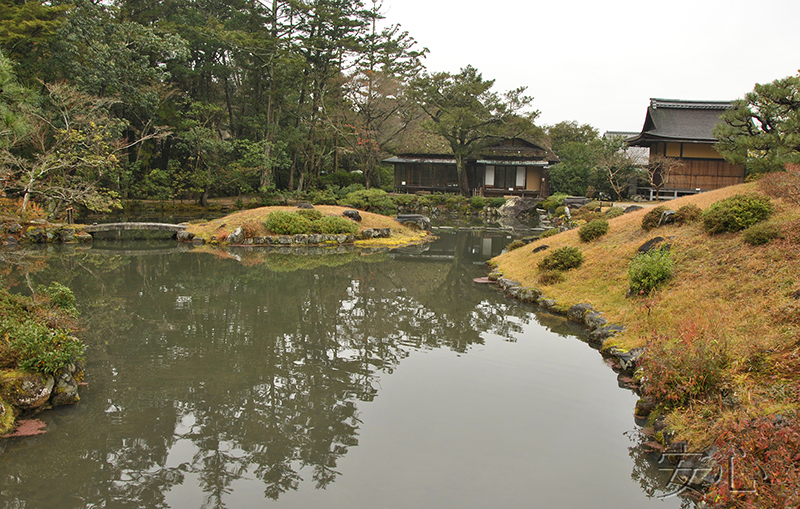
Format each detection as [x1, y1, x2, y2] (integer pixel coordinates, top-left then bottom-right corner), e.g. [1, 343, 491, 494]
[0, 231, 686, 508]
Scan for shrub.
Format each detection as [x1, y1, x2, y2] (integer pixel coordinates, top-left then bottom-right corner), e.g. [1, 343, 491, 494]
[628, 247, 673, 295]
[241, 220, 264, 238]
[641, 206, 667, 231]
[673, 203, 702, 225]
[505, 240, 525, 251]
[445, 195, 468, 209]
[605, 206, 624, 219]
[470, 196, 486, 209]
[6, 321, 85, 375]
[265, 211, 313, 235]
[296, 209, 324, 221]
[538, 246, 583, 271]
[538, 270, 565, 285]
[702, 193, 774, 234]
[391, 194, 418, 208]
[540, 192, 568, 211]
[312, 216, 359, 235]
[306, 189, 338, 205]
[578, 219, 609, 242]
[340, 189, 396, 215]
[539, 228, 559, 239]
[40, 282, 77, 315]
[554, 205, 566, 217]
[487, 197, 507, 208]
[742, 222, 784, 246]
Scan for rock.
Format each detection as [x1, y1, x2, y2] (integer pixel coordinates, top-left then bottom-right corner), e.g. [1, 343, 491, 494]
[532, 244, 549, 253]
[50, 369, 80, 406]
[307, 234, 323, 244]
[343, 209, 362, 222]
[176, 230, 195, 242]
[624, 205, 643, 214]
[292, 234, 308, 245]
[6, 223, 22, 234]
[637, 237, 670, 254]
[296, 202, 314, 209]
[611, 347, 645, 373]
[589, 324, 625, 343]
[75, 232, 93, 243]
[537, 297, 557, 309]
[58, 228, 75, 242]
[635, 396, 656, 419]
[658, 209, 676, 226]
[227, 227, 245, 244]
[497, 197, 542, 218]
[4, 236, 18, 246]
[25, 227, 46, 243]
[584, 311, 608, 330]
[568, 303, 594, 322]
[0, 399, 12, 435]
[0, 371, 54, 411]
[395, 214, 429, 230]
[191, 236, 205, 246]
[562, 197, 591, 209]
[277, 235, 293, 245]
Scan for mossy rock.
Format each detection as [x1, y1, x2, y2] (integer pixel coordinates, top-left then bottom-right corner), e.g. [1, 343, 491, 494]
[0, 370, 54, 411]
[0, 397, 15, 435]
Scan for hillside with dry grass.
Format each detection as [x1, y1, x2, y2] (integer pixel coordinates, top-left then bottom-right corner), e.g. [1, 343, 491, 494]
[492, 176, 800, 508]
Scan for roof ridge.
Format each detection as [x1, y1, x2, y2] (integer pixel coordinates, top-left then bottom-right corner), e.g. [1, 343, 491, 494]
[650, 98, 733, 110]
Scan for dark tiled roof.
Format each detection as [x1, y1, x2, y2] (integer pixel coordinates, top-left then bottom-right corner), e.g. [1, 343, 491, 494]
[628, 98, 733, 145]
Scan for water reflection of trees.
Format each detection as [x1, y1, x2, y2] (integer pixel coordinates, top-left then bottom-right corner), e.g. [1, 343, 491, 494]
[1, 234, 550, 508]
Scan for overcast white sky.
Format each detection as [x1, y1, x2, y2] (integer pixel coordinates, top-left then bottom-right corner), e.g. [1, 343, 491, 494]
[383, 0, 800, 134]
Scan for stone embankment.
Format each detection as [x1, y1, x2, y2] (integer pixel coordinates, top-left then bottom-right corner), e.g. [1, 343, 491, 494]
[488, 270, 644, 376]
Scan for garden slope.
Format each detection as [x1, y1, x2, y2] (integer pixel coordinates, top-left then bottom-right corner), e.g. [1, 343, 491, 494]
[492, 182, 800, 446]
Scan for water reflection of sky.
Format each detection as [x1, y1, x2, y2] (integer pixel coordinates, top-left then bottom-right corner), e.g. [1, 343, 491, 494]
[0, 232, 684, 508]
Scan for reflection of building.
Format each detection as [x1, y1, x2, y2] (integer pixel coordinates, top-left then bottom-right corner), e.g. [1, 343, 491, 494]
[384, 138, 558, 197]
[627, 99, 746, 198]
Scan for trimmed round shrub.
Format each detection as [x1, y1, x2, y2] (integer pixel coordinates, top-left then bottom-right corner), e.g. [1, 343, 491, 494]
[340, 189, 397, 214]
[539, 246, 584, 272]
[296, 208, 324, 221]
[673, 203, 702, 225]
[554, 205, 566, 217]
[313, 216, 359, 235]
[487, 197, 507, 208]
[578, 219, 609, 242]
[265, 211, 313, 235]
[470, 195, 486, 210]
[540, 193, 567, 211]
[505, 239, 525, 251]
[641, 206, 668, 231]
[605, 207, 624, 219]
[742, 222, 784, 246]
[702, 193, 774, 234]
[628, 247, 673, 295]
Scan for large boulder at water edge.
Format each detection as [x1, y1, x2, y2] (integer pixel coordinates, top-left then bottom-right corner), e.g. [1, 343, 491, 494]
[50, 368, 80, 406]
[497, 197, 541, 218]
[395, 214, 430, 230]
[0, 371, 54, 411]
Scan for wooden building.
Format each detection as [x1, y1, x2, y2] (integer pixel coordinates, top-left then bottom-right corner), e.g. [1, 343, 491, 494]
[627, 99, 745, 197]
[384, 137, 558, 197]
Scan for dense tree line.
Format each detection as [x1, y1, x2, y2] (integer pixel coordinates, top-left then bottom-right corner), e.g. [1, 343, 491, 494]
[0, 0, 432, 213]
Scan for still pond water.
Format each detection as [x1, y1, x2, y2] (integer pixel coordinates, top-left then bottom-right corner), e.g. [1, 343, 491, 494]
[0, 231, 686, 508]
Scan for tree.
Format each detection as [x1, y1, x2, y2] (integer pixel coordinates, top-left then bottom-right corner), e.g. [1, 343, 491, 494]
[410, 65, 539, 196]
[715, 73, 800, 175]
[595, 135, 640, 201]
[546, 121, 598, 154]
[339, 2, 426, 189]
[644, 154, 684, 199]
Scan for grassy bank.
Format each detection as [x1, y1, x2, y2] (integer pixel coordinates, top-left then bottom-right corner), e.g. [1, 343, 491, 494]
[492, 179, 800, 507]
[185, 205, 431, 248]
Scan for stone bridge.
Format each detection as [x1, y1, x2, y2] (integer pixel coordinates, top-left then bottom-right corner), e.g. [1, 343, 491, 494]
[82, 222, 188, 238]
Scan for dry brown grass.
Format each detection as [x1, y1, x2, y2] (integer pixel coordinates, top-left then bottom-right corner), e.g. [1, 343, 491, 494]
[494, 182, 800, 448]
[185, 205, 430, 248]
